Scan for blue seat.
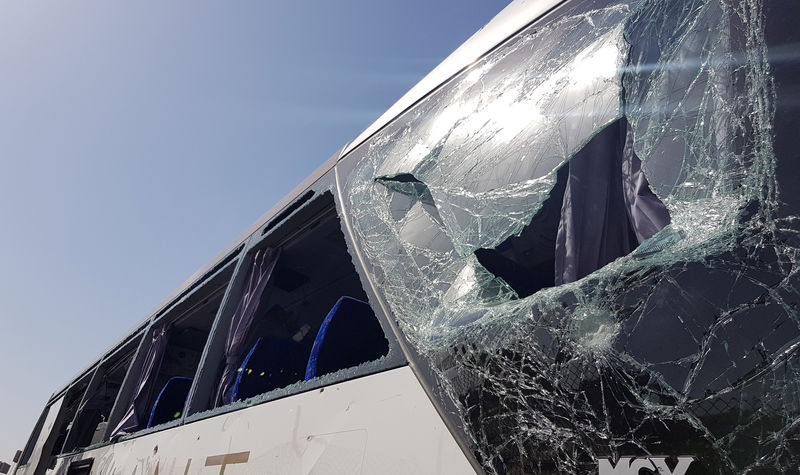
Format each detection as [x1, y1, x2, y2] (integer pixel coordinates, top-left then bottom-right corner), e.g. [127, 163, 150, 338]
[147, 376, 192, 428]
[232, 336, 309, 402]
[305, 296, 389, 380]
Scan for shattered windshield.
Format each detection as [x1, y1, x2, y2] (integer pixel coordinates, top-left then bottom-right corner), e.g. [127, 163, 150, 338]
[341, 0, 797, 472]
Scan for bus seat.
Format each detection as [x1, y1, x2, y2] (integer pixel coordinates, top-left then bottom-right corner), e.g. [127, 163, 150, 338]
[232, 337, 308, 402]
[146, 376, 192, 428]
[304, 296, 389, 380]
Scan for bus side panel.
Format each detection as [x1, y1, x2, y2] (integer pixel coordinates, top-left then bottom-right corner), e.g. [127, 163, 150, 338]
[50, 367, 474, 475]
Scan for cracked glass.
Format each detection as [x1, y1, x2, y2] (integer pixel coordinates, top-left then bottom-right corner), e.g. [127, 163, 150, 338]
[341, 0, 798, 473]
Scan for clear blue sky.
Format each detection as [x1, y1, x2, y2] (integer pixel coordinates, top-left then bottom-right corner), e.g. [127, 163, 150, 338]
[0, 0, 510, 461]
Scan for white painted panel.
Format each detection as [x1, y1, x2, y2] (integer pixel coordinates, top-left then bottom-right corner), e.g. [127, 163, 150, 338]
[50, 367, 475, 475]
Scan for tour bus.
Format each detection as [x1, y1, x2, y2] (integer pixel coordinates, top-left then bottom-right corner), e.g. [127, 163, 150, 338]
[12, 0, 800, 473]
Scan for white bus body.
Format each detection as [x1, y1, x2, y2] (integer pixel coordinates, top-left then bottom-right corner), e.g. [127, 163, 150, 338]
[14, 0, 800, 473]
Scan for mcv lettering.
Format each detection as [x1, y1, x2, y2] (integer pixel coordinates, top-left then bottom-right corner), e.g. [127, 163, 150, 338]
[598, 456, 695, 475]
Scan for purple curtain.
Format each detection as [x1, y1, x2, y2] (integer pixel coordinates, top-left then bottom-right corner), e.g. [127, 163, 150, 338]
[620, 122, 671, 244]
[216, 247, 280, 406]
[555, 118, 670, 285]
[108, 324, 169, 441]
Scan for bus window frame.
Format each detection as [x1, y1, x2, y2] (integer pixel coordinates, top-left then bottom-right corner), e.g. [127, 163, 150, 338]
[19, 371, 94, 474]
[59, 332, 142, 455]
[102, 253, 240, 441]
[178, 178, 407, 425]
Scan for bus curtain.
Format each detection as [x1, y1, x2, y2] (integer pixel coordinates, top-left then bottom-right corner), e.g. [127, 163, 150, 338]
[555, 117, 670, 285]
[108, 323, 170, 441]
[216, 247, 280, 406]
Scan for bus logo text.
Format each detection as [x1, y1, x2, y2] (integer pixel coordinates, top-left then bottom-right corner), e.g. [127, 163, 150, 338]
[597, 456, 695, 475]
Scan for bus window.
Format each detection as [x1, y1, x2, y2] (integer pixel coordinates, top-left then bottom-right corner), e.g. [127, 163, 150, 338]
[16, 373, 93, 474]
[48, 380, 89, 457]
[15, 401, 59, 474]
[108, 263, 234, 438]
[215, 192, 390, 406]
[60, 346, 137, 452]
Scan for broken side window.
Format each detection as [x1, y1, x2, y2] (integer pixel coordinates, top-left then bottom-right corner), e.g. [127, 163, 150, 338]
[47, 382, 88, 459]
[109, 262, 235, 439]
[60, 339, 139, 453]
[21, 371, 93, 474]
[214, 191, 390, 406]
[16, 399, 61, 473]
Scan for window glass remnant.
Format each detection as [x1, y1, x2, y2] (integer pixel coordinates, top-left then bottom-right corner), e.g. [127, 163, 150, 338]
[342, 0, 796, 472]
